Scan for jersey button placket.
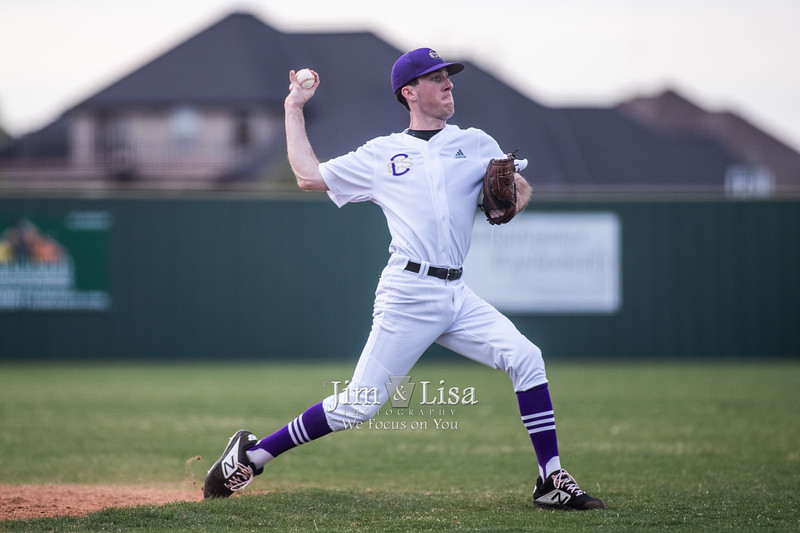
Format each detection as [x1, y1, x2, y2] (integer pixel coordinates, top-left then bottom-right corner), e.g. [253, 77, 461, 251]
[427, 143, 450, 265]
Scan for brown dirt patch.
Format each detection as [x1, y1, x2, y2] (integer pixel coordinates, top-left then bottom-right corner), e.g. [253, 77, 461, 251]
[0, 484, 203, 521]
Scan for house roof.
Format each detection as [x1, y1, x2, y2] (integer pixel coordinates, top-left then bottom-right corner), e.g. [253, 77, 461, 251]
[617, 89, 800, 189]
[0, 117, 68, 162]
[558, 107, 734, 188]
[8, 11, 797, 193]
[74, 12, 293, 108]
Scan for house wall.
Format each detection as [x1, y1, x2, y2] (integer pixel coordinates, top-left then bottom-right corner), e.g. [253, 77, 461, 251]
[1, 195, 798, 361]
[69, 107, 282, 181]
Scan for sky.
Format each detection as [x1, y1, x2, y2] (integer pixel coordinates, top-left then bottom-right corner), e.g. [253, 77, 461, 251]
[2, 0, 799, 150]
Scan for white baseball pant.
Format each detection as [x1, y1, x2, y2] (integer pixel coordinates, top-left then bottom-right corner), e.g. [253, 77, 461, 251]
[322, 253, 547, 431]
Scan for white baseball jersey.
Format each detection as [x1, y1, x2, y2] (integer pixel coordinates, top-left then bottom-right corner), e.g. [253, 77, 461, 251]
[317, 125, 546, 431]
[320, 124, 504, 267]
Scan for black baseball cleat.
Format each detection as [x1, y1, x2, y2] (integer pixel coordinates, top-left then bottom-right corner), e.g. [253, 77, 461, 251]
[203, 429, 263, 499]
[532, 469, 606, 510]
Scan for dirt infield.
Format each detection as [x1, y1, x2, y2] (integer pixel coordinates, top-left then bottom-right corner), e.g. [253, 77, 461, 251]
[0, 484, 203, 521]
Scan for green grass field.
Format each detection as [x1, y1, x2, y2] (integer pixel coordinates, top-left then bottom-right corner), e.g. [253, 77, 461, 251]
[1, 360, 798, 531]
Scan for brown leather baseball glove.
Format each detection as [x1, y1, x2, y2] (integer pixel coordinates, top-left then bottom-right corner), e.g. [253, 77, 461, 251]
[479, 152, 518, 225]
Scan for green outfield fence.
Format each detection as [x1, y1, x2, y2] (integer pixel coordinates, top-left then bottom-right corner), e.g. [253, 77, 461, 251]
[1, 194, 798, 360]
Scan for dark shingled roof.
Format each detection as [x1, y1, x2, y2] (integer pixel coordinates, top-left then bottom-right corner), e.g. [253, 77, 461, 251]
[0, 117, 69, 162]
[618, 89, 800, 189]
[558, 107, 734, 187]
[75, 12, 293, 108]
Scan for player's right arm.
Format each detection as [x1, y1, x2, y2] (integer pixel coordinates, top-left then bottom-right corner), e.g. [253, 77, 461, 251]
[285, 69, 328, 191]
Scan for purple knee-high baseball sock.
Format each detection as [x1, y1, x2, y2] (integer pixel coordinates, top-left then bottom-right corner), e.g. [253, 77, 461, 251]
[246, 402, 333, 468]
[517, 383, 562, 480]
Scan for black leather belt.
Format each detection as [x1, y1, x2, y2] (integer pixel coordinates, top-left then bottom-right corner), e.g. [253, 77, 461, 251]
[405, 261, 463, 281]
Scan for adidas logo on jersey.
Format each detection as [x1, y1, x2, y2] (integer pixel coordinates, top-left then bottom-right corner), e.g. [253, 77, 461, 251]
[454, 149, 467, 159]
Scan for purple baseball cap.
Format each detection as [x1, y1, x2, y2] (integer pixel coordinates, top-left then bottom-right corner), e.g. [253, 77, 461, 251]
[391, 48, 465, 94]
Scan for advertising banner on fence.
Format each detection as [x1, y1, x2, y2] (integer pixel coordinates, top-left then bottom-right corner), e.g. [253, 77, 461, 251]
[0, 211, 112, 311]
[464, 212, 621, 313]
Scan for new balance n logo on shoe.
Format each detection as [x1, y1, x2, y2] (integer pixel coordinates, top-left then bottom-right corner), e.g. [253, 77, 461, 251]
[454, 149, 466, 159]
[221, 439, 240, 478]
[541, 490, 572, 505]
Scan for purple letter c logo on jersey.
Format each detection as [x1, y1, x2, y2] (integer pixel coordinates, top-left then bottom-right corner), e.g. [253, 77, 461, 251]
[389, 153, 413, 176]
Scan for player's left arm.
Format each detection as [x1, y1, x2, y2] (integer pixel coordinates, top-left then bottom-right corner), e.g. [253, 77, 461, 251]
[514, 174, 532, 212]
[486, 174, 531, 222]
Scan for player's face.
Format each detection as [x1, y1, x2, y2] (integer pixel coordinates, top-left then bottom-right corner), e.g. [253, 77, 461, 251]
[412, 68, 455, 122]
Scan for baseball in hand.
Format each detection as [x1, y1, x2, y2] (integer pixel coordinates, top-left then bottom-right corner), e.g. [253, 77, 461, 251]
[296, 68, 315, 89]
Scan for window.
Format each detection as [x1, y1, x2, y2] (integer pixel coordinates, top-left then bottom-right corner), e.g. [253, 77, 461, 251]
[172, 106, 199, 149]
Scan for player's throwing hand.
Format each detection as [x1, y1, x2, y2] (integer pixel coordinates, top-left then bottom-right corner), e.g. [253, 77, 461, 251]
[286, 68, 319, 107]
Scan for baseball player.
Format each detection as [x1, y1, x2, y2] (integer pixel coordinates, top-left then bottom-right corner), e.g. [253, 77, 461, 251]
[204, 48, 606, 511]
